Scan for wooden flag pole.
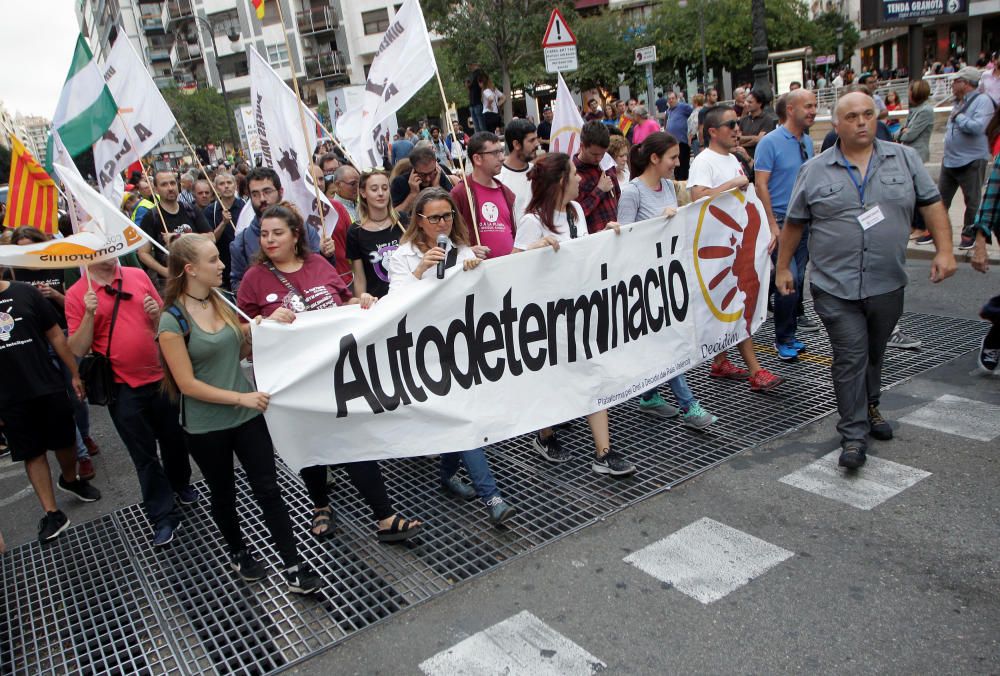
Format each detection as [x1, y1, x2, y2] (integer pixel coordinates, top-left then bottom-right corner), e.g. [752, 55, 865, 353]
[272, 0, 331, 245]
[434, 68, 481, 246]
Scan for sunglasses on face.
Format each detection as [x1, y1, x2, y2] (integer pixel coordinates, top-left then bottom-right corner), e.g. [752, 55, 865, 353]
[713, 120, 739, 130]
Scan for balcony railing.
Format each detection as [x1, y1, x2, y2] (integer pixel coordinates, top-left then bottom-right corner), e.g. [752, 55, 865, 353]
[297, 5, 338, 35]
[304, 51, 347, 81]
[147, 46, 171, 61]
[153, 74, 175, 89]
[162, 0, 194, 30]
[170, 40, 202, 67]
[141, 16, 164, 32]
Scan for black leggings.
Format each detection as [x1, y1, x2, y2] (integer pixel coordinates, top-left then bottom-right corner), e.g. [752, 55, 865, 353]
[185, 415, 299, 568]
[300, 461, 395, 522]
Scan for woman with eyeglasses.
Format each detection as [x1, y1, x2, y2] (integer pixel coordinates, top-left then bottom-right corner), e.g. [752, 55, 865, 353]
[386, 187, 517, 526]
[158, 234, 321, 594]
[237, 202, 423, 544]
[617, 132, 717, 429]
[510, 153, 635, 477]
[346, 171, 404, 299]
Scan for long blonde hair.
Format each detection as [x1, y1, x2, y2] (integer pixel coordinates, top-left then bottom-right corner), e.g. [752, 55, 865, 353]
[160, 234, 243, 397]
[357, 170, 402, 230]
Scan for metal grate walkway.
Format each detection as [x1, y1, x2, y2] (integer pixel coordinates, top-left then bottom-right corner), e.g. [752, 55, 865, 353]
[0, 310, 986, 675]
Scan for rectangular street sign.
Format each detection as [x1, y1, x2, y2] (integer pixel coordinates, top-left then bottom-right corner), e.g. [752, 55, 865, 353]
[634, 46, 657, 65]
[545, 46, 578, 73]
[814, 54, 836, 65]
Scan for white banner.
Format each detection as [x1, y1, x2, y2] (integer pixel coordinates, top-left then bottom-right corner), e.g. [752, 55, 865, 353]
[253, 188, 770, 472]
[248, 47, 340, 239]
[0, 158, 149, 269]
[93, 38, 177, 200]
[335, 0, 436, 169]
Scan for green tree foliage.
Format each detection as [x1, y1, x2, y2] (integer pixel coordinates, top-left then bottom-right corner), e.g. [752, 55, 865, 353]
[567, 11, 644, 93]
[422, 0, 564, 121]
[161, 86, 231, 147]
[809, 11, 860, 61]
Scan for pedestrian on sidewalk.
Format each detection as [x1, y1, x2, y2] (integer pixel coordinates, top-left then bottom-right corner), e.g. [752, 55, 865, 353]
[778, 92, 957, 470]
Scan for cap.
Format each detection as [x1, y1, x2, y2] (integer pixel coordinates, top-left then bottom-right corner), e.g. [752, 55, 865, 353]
[542, 105, 552, 112]
[956, 66, 981, 85]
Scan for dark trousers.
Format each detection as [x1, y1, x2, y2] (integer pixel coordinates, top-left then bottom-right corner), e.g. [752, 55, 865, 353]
[300, 461, 395, 522]
[469, 103, 485, 132]
[675, 143, 691, 181]
[771, 221, 810, 344]
[982, 294, 1000, 348]
[939, 159, 988, 237]
[108, 382, 190, 529]
[185, 415, 299, 567]
[812, 286, 904, 449]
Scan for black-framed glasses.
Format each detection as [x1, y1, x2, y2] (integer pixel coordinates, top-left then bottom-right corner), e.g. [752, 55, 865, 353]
[475, 149, 505, 158]
[419, 211, 455, 225]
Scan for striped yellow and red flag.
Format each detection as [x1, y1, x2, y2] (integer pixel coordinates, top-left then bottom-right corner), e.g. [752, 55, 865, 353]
[4, 136, 59, 234]
[251, 0, 265, 19]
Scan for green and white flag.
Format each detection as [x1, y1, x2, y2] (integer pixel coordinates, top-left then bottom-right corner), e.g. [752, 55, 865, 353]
[46, 34, 117, 169]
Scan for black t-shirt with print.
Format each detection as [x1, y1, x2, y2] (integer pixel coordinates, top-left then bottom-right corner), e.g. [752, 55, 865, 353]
[345, 222, 403, 299]
[139, 203, 213, 266]
[1, 268, 67, 328]
[0, 282, 64, 408]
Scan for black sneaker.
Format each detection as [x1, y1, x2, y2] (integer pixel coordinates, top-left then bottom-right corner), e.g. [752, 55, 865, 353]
[532, 432, 573, 463]
[592, 449, 635, 477]
[978, 335, 1000, 374]
[283, 564, 322, 594]
[37, 510, 70, 543]
[838, 445, 867, 470]
[868, 404, 893, 441]
[230, 549, 267, 582]
[57, 475, 101, 502]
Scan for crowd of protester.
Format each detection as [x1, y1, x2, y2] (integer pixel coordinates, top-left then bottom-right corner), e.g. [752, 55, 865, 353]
[1, 65, 997, 589]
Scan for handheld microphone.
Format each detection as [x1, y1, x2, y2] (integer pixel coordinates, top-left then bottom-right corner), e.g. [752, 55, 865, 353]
[436, 234, 449, 279]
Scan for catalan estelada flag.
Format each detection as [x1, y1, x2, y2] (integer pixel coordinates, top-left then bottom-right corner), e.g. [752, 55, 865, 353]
[251, 0, 265, 19]
[4, 136, 59, 234]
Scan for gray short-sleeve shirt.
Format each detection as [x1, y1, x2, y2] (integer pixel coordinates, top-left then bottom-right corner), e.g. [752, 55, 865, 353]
[786, 140, 940, 301]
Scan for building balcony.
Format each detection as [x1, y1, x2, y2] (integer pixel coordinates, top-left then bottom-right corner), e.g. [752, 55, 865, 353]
[297, 5, 338, 35]
[162, 0, 194, 31]
[147, 45, 171, 61]
[304, 51, 348, 82]
[153, 74, 175, 89]
[141, 15, 164, 33]
[170, 40, 202, 68]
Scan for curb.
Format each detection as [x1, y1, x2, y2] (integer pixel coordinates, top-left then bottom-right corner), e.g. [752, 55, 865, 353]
[906, 245, 1000, 264]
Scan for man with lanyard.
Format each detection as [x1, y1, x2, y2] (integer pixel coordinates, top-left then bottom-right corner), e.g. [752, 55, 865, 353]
[939, 67, 996, 250]
[451, 131, 516, 259]
[778, 92, 957, 471]
[755, 88, 817, 361]
[204, 172, 244, 291]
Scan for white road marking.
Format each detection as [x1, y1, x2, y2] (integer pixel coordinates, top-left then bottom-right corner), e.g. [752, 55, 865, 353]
[0, 486, 33, 508]
[899, 394, 1000, 441]
[779, 451, 930, 510]
[419, 610, 606, 676]
[624, 517, 793, 605]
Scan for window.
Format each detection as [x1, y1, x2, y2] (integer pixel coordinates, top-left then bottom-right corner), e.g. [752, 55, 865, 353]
[266, 43, 289, 68]
[362, 8, 389, 35]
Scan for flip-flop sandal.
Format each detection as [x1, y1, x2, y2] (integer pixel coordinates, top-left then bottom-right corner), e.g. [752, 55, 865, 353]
[376, 515, 422, 543]
[310, 508, 339, 539]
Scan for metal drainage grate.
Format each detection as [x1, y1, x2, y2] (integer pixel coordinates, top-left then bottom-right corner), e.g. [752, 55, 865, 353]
[0, 310, 987, 675]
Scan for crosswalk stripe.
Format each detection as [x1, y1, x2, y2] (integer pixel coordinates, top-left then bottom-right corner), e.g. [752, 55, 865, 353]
[779, 451, 931, 510]
[899, 394, 1000, 441]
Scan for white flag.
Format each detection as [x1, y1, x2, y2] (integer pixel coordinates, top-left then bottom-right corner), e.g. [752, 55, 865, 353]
[551, 73, 615, 171]
[93, 38, 177, 201]
[248, 47, 340, 239]
[336, 0, 436, 169]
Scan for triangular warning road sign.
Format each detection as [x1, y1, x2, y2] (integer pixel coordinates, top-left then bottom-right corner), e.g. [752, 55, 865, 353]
[541, 8, 576, 47]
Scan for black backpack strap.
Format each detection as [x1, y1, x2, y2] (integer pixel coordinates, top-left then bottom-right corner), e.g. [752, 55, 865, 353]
[104, 278, 124, 357]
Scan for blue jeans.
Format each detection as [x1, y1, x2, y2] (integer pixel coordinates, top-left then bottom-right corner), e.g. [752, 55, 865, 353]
[772, 220, 809, 345]
[640, 374, 696, 410]
[469, 103, 485, 132]
[54, 348, 90, 460]
[440, 448, 499, 504]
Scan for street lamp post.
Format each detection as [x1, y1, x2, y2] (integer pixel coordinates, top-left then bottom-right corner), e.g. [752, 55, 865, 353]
[678, 0, 709, 92]
[750, 0, 770, 92]
[189, 15, 241, 155]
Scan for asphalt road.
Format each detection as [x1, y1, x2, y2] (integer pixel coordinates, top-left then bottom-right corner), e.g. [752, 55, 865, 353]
[2, 258, 998, 675]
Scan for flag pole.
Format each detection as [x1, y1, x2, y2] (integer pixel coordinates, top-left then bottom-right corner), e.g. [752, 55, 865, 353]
[105, 115, 171, 238]
[272, 0, 331, 245]
[170, 121, 233, 225]
[433, 69, 481, 246]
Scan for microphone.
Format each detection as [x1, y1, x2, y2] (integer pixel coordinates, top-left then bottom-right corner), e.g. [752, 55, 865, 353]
[436, 234, 449, 279]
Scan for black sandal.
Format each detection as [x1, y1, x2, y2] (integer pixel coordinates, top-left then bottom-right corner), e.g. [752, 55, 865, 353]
[310, 507, 338, 539]
[376, 515, 422, 543]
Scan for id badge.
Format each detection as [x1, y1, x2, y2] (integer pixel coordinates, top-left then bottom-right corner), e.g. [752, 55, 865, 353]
[857, 204, 885, 230]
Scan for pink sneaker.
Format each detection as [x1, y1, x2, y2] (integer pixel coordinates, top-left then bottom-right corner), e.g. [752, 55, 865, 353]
[749, 368, 784, 392]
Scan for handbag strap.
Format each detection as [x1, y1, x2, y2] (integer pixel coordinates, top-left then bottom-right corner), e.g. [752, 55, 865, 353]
[266, 262, 311, 309]
[104, 278, 124, 359]
[566, 203, 579, 240]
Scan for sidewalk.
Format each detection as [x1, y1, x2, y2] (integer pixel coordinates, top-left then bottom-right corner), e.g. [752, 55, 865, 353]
[908, 165, 999, 264]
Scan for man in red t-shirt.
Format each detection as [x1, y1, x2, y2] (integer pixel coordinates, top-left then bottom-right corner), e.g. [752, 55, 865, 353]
[451, 131, 516, 259]
[66, 260, 196, 547]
